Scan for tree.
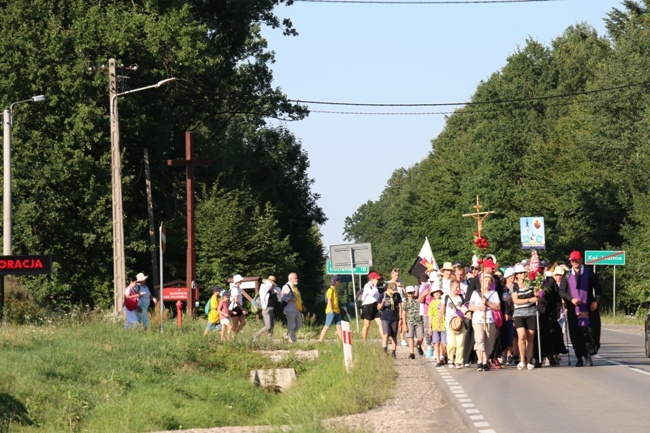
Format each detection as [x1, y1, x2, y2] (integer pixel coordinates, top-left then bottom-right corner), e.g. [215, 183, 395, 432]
[0, 0, 324, 311]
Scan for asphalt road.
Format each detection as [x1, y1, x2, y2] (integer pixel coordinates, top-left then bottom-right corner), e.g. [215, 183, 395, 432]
[429, 325, 650, 433]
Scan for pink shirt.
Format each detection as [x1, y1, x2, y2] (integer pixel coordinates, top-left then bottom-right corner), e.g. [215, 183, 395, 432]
[219, 299, 230, 319]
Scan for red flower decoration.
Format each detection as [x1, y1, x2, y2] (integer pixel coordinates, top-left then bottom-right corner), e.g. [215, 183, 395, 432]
[473, 235, 489, 251]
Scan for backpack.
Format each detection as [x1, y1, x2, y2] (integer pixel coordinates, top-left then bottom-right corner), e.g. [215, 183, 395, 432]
[204, 298, 211, 315]
[355, 288, 365, 309]
[250, 293, 261, 314]
[281, 284, 292, 308]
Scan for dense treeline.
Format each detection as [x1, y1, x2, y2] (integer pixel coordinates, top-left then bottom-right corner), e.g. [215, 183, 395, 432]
[0, 0, 326, 313]
[344, 1, 650, 312]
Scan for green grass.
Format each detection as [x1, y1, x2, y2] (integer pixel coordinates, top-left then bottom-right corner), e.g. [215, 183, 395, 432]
[600, 311, 645, 326]
[0, 315, 394, 433]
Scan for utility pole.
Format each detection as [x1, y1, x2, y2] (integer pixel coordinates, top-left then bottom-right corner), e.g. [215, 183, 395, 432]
[109, 58, 126, 314]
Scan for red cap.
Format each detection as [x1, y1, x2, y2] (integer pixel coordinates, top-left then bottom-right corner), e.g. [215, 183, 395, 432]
[482, 259, 496, 269]
[368, 271, 382, 280]
[569, 251, 582, 261]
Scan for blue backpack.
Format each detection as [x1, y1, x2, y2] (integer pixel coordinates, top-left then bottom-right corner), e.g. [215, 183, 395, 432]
[204, 298, 211, 315]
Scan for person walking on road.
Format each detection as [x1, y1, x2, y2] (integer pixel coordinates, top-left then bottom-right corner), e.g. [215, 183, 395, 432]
[403, 285, 424, 359]
[135, 272, 156, 330]
[318, 275, 343, 342]
[360, 271, 383, 342]
[378, 282, 403, 358]
[444, 279, 467, 368]
[229, 274, 247, 334]
[204, 285, 222, 336]
[469, 274, 501, 371]
[559, 251, 603, 367]
[282, 272, 305, 343]
[253, 276, 281, 339]
[512, 264, 538, 370]
[428, 285, 447, 366]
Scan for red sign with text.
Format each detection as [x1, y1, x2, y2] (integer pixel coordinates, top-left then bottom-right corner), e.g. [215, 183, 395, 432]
[163, 287, 188, 301]
[0, 255, 52, 275]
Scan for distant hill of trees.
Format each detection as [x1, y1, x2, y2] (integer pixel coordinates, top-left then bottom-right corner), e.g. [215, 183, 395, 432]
[344, 1, 650, 313]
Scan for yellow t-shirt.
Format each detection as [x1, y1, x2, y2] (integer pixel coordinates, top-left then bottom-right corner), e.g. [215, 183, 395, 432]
[325, 285, 340, 314]
[207, 293, 220, 324]
[428, 299, 446, 332]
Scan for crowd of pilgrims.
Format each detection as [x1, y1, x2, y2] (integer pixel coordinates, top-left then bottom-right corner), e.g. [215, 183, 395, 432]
[359, 250, 603, 371]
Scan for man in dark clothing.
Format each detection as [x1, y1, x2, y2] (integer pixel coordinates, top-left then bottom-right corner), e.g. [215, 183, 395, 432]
[559, 250, 603, 367]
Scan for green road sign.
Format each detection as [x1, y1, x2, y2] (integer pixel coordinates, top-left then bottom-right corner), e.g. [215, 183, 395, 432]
[584, 250, 625, 266]
[326, 260, 369, 275]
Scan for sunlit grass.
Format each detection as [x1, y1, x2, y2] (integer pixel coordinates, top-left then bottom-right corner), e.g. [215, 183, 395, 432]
[0, 316, 393, 432]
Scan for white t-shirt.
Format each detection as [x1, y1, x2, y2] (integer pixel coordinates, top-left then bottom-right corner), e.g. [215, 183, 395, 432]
[259, 281, 280, 309]
[230, 285, 243, 306]
[441, 278, 452, 296]
[361, 283, 380, 306]
[443, 293, 465, 330]
[470, 290, 499, 324]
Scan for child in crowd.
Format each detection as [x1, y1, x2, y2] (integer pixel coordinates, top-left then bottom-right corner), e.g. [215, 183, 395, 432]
[428, 286, 447, 367]
[204, 285, 222, 336]
[444, 279, 468, 368]
[403, 285, 424, 359]
[219, 291, 233, 341]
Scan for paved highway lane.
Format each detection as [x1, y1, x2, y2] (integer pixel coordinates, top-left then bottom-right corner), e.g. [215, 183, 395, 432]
[430, 326, 650, 433]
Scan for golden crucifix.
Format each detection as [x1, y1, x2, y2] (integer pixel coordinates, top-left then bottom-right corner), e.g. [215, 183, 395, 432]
[462, 195, 494, 236]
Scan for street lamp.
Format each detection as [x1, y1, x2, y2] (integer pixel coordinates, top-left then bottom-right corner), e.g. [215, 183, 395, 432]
[109, 57, 175, 313]
[3, 94, 46, 256]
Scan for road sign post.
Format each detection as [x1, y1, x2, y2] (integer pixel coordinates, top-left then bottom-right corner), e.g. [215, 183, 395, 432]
[329, 243, 373, 332]
[584, 250, 625, 316]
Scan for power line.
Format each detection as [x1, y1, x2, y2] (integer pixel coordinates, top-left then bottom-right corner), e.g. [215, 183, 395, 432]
[290, 81, 650, 109]
[306, 96, 603, 115]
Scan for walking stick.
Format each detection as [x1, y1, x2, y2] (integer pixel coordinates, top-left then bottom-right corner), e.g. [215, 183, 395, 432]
[342, 306, 352, 323]
[535, 288, 542, 365]
[564, 308, 571, 366]
[535, 309, 542, 365]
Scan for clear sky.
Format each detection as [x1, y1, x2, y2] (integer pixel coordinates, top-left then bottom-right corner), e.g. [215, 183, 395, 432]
[262, 0, 621, 252]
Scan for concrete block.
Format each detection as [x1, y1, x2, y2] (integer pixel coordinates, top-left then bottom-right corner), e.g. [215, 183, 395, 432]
[250, 368, 297, 392]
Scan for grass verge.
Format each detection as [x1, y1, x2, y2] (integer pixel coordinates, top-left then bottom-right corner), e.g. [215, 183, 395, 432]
[0, 316, 393, 433]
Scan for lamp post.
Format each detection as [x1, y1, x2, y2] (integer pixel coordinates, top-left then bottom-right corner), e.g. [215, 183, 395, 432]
[1, 94, 45, 322]
[3, 95, 46, 256]
[109, 58, 175, 313]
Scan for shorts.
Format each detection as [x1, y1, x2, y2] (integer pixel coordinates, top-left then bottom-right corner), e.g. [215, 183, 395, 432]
[381, 320, 399, 338]
[205, 321, 222, 331]
[220, 318, 231, 326]
[230, 306, 243, 316]
[361, 303, 379, 321]
[431, 330, 447, 344]
[325, 312, 342, 327]
[514, 315, 537, 331]
[406, 323, 424, 339]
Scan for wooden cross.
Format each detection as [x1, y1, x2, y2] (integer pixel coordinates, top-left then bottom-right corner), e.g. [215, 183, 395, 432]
[462, 195, 494, 237]
[167, 131, 213, 317]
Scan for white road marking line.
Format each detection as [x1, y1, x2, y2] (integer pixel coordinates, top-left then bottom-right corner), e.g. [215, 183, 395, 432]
[435, 368, 495, 432]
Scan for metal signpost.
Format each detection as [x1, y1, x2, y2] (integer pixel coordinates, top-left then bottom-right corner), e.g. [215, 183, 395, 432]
[585, 250, 626, 316]
[329, 243, 373, 332]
